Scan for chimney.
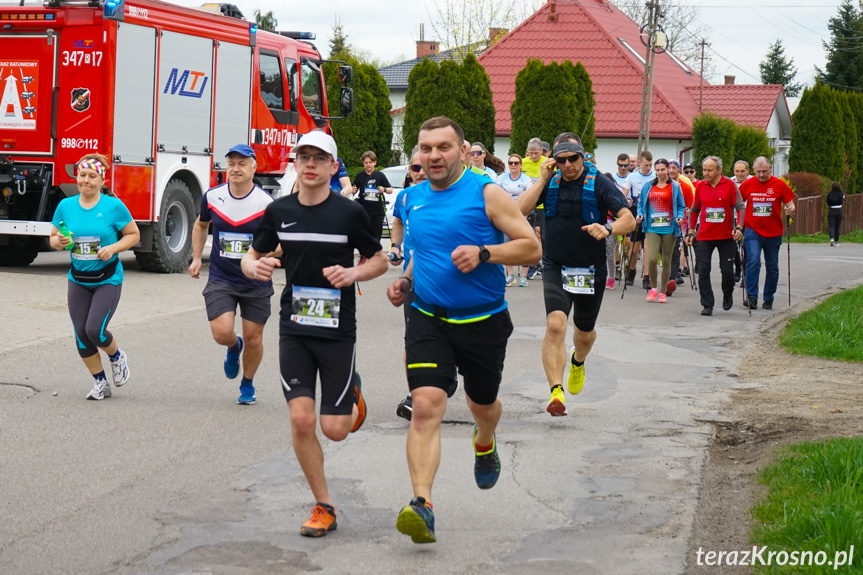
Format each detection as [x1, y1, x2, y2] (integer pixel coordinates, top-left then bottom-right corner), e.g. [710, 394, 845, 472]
[549, 1, 558, 22]
[416, 22, 438, 59]
[724, 75, 735, 85]
[488, 27, 508, 44]
[416, 41, 439, 59]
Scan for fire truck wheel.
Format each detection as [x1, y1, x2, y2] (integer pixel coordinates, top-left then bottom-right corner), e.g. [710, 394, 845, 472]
[0, 235, 41, 267]
[135, 179, 196, 273]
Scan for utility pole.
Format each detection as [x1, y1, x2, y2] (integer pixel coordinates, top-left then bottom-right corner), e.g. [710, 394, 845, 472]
[637, 0, 661, 156]
[698, 39, 705, 110]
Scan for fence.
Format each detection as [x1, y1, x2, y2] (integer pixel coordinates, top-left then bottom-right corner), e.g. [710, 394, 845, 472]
[790, 194, 863, 236]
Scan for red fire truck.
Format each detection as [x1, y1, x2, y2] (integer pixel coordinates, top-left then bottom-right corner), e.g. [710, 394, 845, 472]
[0, 0, 352, 271]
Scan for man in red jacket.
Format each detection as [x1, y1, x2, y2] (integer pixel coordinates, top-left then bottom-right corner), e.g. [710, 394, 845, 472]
[739, 156, 796, 310]
[684, 156, 744, 316]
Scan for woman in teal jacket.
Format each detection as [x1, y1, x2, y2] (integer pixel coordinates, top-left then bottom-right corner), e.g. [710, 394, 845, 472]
[636, 158, 685, 303]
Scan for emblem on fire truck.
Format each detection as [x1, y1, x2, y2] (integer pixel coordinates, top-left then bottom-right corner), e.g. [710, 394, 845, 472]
[71, 87, 91, 112]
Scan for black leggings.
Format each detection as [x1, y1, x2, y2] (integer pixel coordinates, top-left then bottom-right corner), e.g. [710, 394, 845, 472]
[828, 211, 842, 241]
[67, 281, 122, 358]
[369, 213, 385, 240]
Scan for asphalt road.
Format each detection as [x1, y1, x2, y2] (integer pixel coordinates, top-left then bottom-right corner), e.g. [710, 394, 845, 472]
[1, 242, 861, 575]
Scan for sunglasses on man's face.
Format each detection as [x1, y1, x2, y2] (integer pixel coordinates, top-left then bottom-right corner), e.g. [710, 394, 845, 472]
[470, 150, 484, 157]
[617, 163, 629, 168]
[684, 170, 695, 174]
[553, 154, 581, 165]
[410, 164, 422, 172]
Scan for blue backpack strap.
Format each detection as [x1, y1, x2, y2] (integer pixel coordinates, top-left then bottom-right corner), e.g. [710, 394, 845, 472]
[545, 174, 562, 218]
[582, 162, 600, 224]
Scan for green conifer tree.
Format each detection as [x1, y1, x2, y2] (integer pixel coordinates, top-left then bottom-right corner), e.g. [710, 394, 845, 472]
[572, 62, 597, 151]
[692, 112, 737, 177]
[402, 56, 495, 155]
[758, 39, 802, 97]
[837, 91, 859, 193]
[733, 125, 774, 168]
[323, 56, 392, 167]
[789, 81, 845, 182]
[821, 0, 863, 92]
[509, 59, 583, 155]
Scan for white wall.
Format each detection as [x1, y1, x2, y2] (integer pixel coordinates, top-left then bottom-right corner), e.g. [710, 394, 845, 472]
[490, 136, 693, 171]
[594, 138, 692, 172]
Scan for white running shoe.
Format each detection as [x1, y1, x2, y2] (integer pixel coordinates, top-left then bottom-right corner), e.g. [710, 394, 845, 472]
[86, 379, 112, 400]
[111, 350, 130, 387]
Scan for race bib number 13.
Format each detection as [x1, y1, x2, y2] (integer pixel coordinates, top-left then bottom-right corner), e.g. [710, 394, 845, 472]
[562, 266, 595, 295]
[290, 285, 341, 328]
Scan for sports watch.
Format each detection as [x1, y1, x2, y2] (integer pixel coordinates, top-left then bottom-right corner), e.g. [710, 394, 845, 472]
[604, 223, 614, 236]
[478, 245, 491, 264]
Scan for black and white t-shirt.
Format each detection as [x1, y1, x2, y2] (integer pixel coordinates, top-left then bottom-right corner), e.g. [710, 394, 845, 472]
[199, 183, 273, 288]
[252, 193, 382, 341]
[352, 170, 391, 216]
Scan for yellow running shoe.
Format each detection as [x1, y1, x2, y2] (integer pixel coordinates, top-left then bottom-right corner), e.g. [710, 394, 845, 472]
[567, 347, 585, 394]
[546, 385, 567, 416]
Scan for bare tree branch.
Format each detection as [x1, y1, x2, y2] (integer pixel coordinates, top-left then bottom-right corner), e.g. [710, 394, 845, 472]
[611, 0, 717, 80]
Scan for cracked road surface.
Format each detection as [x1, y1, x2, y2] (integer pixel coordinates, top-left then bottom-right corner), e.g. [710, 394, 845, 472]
[2, 244, 861, 575]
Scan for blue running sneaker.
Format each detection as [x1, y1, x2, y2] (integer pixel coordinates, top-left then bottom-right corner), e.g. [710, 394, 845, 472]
[473, 427, 501, 490]
[224, 335, 244, 379]
[396, 497, 436, 543]
[526, 266, 538, 280]
[237, 384, 256, 404]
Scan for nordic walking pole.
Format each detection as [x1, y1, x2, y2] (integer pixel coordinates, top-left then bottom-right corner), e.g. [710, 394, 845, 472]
[740, 242, 750, 317]
[620, 235, 628, 300]
[787, 214, 792, 307]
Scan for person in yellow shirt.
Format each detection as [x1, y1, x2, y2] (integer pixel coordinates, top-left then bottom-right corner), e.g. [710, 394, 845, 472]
[522, 138, 545, 180]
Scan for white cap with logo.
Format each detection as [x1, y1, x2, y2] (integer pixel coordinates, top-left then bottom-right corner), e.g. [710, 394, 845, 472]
[296, 131, 338, 160]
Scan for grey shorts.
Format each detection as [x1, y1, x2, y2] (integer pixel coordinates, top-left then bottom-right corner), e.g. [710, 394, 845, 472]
[202, 280, 274, 324]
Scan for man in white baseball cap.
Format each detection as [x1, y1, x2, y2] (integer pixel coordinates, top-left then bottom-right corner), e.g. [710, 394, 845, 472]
[242, 129, 388, 538]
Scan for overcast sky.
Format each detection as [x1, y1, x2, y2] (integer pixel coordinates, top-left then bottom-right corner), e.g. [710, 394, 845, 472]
[175, 0, 839, 89]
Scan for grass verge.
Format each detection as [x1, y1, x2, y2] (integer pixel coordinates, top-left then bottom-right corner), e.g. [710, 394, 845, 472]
[779, 286, 863, 362]
[751, 437, 863, 574]
[790, 230, 863, 243]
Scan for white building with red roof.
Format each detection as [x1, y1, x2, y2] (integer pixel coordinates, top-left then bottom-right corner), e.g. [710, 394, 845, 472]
[379, 1, 792, 173]
[475, 0, 792, 173]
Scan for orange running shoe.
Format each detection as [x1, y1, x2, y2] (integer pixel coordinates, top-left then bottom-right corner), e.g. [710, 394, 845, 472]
[300, 503, 337, 537]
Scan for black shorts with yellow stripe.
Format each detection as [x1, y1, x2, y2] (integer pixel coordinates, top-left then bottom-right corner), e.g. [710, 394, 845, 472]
[405, 307, 513, 405]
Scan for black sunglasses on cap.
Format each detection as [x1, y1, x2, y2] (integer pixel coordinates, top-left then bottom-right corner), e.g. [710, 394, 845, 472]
[553, 154, 582, 165]
[410, 164, 422, 172]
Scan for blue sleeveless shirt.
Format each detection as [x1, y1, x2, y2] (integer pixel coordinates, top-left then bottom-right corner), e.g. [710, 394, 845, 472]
[405, 168, 506, 321]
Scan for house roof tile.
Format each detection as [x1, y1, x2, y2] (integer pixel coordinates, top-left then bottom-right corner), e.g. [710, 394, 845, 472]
[477, 0, 706, 140]
[686, 84, 784, 130]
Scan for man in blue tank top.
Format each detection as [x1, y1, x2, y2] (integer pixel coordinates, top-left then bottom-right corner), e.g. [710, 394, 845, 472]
[517, 133, 635, 418]
[386, 117, 541, 544]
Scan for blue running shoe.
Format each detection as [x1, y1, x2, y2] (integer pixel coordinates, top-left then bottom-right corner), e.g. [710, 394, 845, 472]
[237, 384, 256, 404]
[526, 266, 538, 280]
[473, 427, 501, 490]
[396, 497, 436, 543]
[224, 335, 244, 379]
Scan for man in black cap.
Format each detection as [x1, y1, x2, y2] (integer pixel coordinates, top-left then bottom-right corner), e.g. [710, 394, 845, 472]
[517, 132, 635, 417]
[190, 144, 276, 405]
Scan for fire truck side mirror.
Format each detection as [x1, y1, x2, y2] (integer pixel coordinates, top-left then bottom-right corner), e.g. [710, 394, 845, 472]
[339, 87, 354, 118]
[338, 65, 353, 85]
[104, 0, 125, 21]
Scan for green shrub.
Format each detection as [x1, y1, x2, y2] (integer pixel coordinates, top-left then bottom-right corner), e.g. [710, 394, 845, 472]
[692, 112, 737, 177]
